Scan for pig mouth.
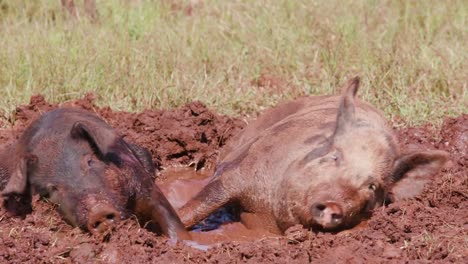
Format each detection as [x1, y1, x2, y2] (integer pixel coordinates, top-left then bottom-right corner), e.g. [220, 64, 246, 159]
[307, 213, 367, 232]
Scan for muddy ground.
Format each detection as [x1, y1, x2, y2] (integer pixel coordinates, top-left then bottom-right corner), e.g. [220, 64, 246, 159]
[0, 95, 466, 263]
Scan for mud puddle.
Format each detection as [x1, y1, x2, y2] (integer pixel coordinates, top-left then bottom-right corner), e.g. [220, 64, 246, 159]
[158, 167, 211, 210]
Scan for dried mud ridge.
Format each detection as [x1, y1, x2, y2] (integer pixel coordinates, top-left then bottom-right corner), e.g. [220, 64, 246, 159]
[0, 95, 466, 263]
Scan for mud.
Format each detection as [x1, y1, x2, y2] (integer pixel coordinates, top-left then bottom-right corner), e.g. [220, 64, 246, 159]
[0, 95, 466, 263]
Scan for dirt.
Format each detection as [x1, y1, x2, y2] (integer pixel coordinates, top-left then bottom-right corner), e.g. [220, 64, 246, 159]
[0, 95, 466, 263]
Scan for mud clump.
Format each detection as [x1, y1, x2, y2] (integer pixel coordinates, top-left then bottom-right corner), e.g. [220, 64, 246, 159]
[438, 114, 467, 167]
[0, 96, 466, 263]
[130, 101, 245, 171]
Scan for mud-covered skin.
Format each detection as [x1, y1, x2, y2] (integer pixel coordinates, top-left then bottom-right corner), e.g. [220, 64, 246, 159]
[0, 108, 190, 240]
[179, 77, 448, 234]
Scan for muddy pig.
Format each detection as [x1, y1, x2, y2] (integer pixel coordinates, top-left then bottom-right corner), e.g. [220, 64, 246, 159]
[179, 77, 448, 234]
[0, 108, 190, 240]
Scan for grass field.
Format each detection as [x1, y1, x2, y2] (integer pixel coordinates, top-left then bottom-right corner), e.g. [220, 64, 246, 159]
[0, 0, 466, 126]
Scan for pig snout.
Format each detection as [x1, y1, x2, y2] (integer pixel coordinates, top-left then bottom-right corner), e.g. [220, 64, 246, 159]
[311, 201, 344, 229]
[87, 203, 121, 235]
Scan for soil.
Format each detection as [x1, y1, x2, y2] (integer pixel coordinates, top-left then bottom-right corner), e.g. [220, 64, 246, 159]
[0, 95, 466, 263]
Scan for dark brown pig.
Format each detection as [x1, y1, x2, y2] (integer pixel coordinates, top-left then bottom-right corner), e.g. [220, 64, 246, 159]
[0, 108, 190, 241]
[179, 77, 448, 234]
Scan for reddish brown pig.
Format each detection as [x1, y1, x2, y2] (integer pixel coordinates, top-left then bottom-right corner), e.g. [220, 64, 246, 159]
[0, 108, 190, 240]
[61, 0, 98, 21]
[179, 77, 448, 234]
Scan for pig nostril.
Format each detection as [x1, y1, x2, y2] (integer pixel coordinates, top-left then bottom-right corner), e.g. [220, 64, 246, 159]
[312, 202, 344, 227]
[331, 213, 343, 221]
[315, 203, 326, 211]
[106, 213, 115, 221]
[312, 203, 327, 218]
[92, 221, 101, 229]
[87, 204, 120, 233]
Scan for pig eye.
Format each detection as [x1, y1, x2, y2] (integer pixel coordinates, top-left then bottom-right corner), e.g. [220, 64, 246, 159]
[87, 158, 94, 167]
[368, 184, 377, 191]
[326, 154, 339, 162]
[318, 151, 340, 165]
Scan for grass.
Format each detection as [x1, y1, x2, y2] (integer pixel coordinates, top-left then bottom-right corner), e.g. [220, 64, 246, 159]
[401, 227, 468, 260]
[0, 0, 466, 126]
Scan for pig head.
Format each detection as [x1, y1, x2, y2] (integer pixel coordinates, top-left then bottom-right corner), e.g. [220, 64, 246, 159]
[0, 108, 190, 240]
[179, 77, 448, 233]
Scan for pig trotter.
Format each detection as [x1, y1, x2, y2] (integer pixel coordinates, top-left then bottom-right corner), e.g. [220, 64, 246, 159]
[179, 179, 232, 229]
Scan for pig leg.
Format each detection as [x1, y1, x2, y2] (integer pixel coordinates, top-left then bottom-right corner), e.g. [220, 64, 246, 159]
[84, 0, 98, 21]
[61, 0, 77, 18]
[178, 179, 233, 228]
[1, 155, 35, 216]
[3, 186, 32, 217]
[136, 186, 191, 241]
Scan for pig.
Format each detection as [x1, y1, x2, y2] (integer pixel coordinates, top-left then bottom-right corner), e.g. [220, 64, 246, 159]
[61, 0, 98, 21]
[0, 108, 190, 240]
[179, 77, 448, 234]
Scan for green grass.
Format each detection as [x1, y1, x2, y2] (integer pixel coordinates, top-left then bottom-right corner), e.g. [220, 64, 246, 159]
[0, 0, 466, 126]
[401, 228, 468, 260]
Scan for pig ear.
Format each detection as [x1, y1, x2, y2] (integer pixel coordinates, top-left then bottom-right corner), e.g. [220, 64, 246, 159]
[386, 150, 448, 201]
[128, 144, 156, 175]
[333, 76, 360, 137]
[2, 154, 37, 196]
[136, 186, 192, 241]
[71, 121, 117, 157]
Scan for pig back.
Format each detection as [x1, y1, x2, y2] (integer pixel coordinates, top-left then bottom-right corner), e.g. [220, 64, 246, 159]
[216, 95, 389, 200]
[219, 96, 326, 159]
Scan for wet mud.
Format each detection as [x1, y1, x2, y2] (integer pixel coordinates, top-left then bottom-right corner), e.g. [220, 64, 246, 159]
[0, 95, 466, 263]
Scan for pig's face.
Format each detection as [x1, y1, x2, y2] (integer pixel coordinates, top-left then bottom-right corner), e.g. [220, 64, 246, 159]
[281, 79, 447, 231]
[289, 127, 395, 231]
[33, 128, 138, 235]
[20, 119, 150, 235]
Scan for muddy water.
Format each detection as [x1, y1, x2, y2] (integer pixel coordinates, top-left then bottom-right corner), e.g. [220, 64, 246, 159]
[157, 168, 280, 244]
[157, 167, 211, 210]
